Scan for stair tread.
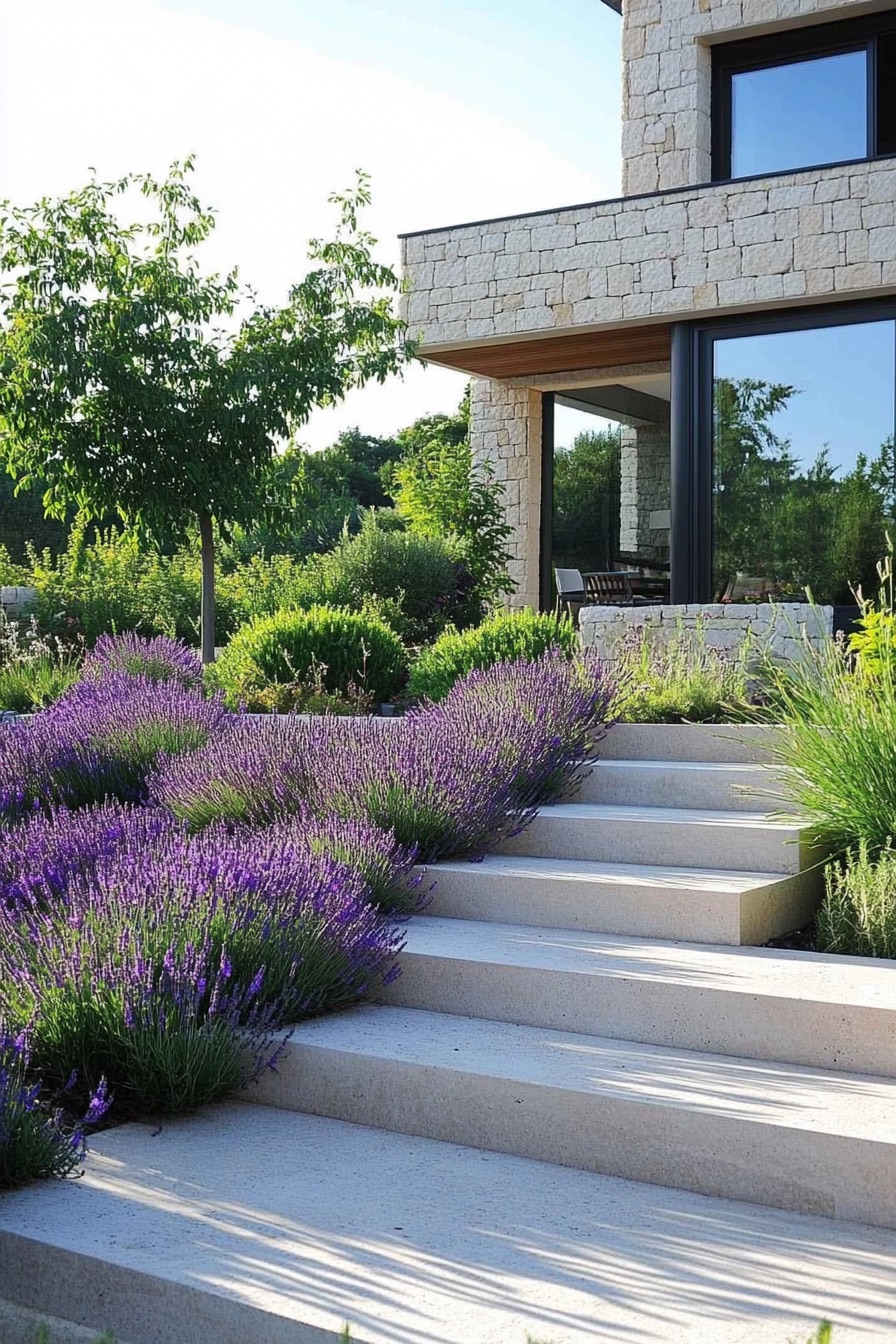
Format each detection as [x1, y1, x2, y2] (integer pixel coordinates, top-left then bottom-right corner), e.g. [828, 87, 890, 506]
[286, 1004, 896, 1140]
[590, 758, 779, 773]
[3, 1103, 896, 1344]
[426, 853, 791, 889]
[533, 801, 802, 829]
[399, 917, 896, 1010]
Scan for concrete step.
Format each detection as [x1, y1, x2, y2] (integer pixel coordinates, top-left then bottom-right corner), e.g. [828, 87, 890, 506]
[576, 758, 797, 811]
[255, 1004, 896, 1228]
[4, 1104, 896, 1344]
[422, 853, 820, 945]
[376, 918, 896, 1075]
[598, 722, 781, 763]
[501, 802, 809, 873]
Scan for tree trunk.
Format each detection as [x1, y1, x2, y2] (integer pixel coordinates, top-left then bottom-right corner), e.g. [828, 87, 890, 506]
[199, 511, 216, 665]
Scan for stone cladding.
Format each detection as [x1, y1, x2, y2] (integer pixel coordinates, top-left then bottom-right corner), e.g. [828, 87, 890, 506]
[401, 158, 896, 350]
[622, 0, 886, 195]
[469, 380, 542, 610]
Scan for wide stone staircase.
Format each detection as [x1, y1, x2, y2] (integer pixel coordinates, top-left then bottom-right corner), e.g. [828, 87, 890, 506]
[2, 724, 896, 1344]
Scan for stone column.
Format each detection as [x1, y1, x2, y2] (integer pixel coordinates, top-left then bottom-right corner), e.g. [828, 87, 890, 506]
[619, 415, 671, 561]
[469, 379, 542, 610]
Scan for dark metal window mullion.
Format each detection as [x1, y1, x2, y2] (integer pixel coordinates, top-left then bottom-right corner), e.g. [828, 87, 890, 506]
[538, 392, 555, 613]
[868, 36, 879, 157]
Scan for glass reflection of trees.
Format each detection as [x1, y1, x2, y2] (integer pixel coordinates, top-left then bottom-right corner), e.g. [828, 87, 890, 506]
[552, 428, 622, 575]
[713, 376, 896, 604]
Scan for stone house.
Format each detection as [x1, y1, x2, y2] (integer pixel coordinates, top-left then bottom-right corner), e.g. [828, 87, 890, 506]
[398, 0, 896, 627]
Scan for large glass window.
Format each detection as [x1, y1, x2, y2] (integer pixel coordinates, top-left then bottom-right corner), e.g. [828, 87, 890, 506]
[730, 50, 867, 178]
[546, 385, 671, 612]
[713, 13, 896, 180]
[711, 318, 896, 605]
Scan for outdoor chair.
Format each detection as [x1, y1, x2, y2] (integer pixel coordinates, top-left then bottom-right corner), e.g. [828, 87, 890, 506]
[554, 567, 587, 621]
[584, 570, 663, 607]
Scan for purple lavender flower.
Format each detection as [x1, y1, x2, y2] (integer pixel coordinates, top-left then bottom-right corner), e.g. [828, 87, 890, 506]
[83, 632, 204, 690]
[0, 801, 178, 912]
[0, 673, 232, 819]
[0, 812, 406, 1114]
[0, 1028, 106, 1187]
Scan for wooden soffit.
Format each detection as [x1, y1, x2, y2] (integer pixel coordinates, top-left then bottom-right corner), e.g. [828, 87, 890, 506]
[420, 323, 672, 379]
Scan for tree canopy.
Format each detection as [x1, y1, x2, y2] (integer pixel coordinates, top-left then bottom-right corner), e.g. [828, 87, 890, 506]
[0, 159, 412, 658]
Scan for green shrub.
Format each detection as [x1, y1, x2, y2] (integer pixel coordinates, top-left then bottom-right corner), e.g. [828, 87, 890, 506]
[211, 606, 408, 706]
[617, 620, 756, 724]
[408, 610, 577, 702]
[818, 845, 896, 959]
[27, 522, 210, 645]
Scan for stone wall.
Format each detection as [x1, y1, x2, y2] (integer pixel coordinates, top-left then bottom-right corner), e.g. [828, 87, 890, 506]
[619, 417, 671, 559]
[0, 586, 37, 618]
[469, 379, 542, 610]
[579, 601, 834, 662]
[622, 0, 883, 194]
[401, 157, 896, 350]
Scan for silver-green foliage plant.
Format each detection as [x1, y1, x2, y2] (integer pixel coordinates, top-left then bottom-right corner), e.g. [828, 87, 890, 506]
[615, 618, 756, 724]
[0, 611, 81, 712]
[818, 844, 896, 959]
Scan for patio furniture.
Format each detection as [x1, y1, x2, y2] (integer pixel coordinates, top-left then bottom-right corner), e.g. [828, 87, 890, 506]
[584, 570, 664, 607]
[554, 567, 587, 620]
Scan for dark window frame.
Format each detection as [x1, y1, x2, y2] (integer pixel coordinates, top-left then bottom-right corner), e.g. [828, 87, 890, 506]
[682, 298, 896, 602]
[712, 10, 896, 181]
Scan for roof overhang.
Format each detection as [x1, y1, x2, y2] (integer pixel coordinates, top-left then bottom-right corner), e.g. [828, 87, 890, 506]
[599, 0, 622, 12]
[415, 324, 671, 379]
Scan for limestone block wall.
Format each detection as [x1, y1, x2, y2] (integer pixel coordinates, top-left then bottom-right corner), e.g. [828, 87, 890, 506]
[579, 601, 834, 663]
[620, 418, 671, 558]
[622, 0, 882, 195]
[401, 157, 896, 349]
[469, 379, 542, 610]
[0, 586, 37, 618]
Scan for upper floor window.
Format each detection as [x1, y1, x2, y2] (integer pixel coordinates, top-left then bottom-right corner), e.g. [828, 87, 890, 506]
[713, 12, 896, 181]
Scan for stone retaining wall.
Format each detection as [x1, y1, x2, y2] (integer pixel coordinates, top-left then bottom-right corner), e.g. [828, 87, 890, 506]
[0, 586, 37, 617]
[579, 602, 834, 662]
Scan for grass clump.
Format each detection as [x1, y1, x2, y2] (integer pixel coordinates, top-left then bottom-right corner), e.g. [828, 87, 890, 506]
[408, 609, 577, 702]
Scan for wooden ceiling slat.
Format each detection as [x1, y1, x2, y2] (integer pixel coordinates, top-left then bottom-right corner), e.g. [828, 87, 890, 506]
[421, 324, 672, 378]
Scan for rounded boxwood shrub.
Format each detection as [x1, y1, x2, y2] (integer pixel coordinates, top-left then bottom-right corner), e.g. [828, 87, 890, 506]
[408, 609, 577, 702]
[211, 606, 409, 706]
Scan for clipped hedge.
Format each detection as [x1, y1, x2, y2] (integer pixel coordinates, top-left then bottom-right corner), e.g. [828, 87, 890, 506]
[408, 609, 577, 702]
[211, 606, 409, 706]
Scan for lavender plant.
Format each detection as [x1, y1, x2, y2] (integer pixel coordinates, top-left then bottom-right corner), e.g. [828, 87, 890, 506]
[151, 719, 423, 911]
[0, 802, 178, 912]
[82, 632, 203, 690]
[427, 650, 617, 806]
[0, 673, 232, 819]
[0, 1029, 110, 1188]
[0, 817, 404, 1115]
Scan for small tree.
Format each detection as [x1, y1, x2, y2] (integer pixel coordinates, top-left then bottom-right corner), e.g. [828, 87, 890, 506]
[0, 160, 411, 660]
[392, 394, 514, 606]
